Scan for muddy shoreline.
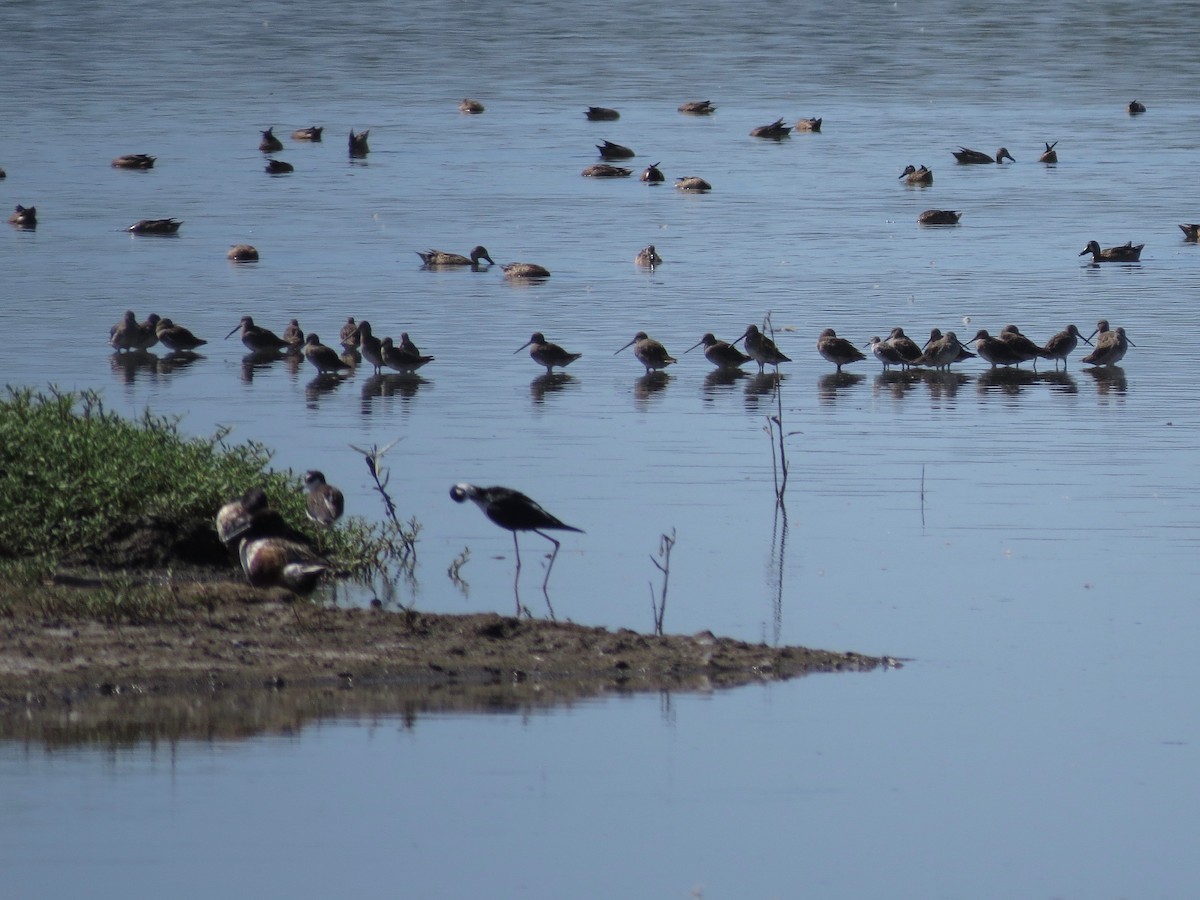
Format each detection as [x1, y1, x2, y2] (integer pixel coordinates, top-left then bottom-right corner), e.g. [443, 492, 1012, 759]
[0, 577, 897, 742]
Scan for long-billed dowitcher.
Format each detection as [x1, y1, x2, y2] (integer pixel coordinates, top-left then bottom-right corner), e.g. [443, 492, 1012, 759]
[349, 129, 370, 157]
[916, 329, 975, 370]
[1039, 141, 1059, 163]
[969, 330, 1025, 368]
[109, 310, 149, 353]
[635, 244, 662, 267]
[817, 328, 866, 372]
[339, 317, 359, 348]
[127, 218, 182, 235]
[1042, 324, 1092, 370]
[398, 333, 423, 356]
[734, 324, 791, 372]
[1179, 224, 1200, 242]
[1080, 240, 1143, 262]
[281, 319, 304, 349]
[8, 205, 36, 228]
[303, 470, 344, 527]
[885, 327, 924, 367]
[291, 126, 324, 141]
[265, 158, 294, 174]
[586, 106, 620, 121]
[502, 262, 551, 279]
[1128, 100, 1146, 114]
[616, 332, 676, 373]
[795, 117, 822, 132]
[516, 332, 582, 373]
[227, 244, 259, 261]
[135, 313, 161, 350]
[998, 325, 1051, 368]
[640, 162, 665, 183]
[226, 315, 289, 352]
[675, 176, 712, 192]
[953, 146, 1014, 164]
[380, 337, 435, 373]
[686, 333, 752, 370]
[1082, 321, 1133, 367]
[750, 117, 790, 139]
[303, 333, 352, 375]
[597, 140, 634, 159]
[450, 483, 583, 596]
[156, 318, 207, 352]
[112, 153, 156, 169]
[417, 246, 495, 267]
[678, 100, 716, 114]
[918, 209, 961, 225]
[899, 164, 933, 185]
[867, 336, 907, 371]
[459, 98, 485, 114]
[355, 320, 384, 374]
[259, 127, 283, 152]
[582, 163, 632, 177]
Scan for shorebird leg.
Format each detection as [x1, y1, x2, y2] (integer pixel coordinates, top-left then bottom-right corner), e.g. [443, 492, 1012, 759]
[534, 529, 563, 593]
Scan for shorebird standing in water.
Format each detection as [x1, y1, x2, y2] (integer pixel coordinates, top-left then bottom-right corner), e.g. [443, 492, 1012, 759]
[226, 316, 289, 352]
[866, 336, 907, 371]
[1081, 320, 1134, 367]
[685, 333, 752, 370]
[1042, 324, 1092, 370]
[733, 324, 791, 373]
[817, 328, 866, 372]
[450, 483, 583, 603]
[516, 332, 582, 374]
[303, 471, 344, 527]
[615, 332, 676, 374]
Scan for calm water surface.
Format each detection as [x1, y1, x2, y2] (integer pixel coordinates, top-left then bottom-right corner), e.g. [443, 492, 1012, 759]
[3, 0, 1199, 896]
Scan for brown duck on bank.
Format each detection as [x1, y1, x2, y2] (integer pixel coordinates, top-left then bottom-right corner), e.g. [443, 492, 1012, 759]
[259, 127, 283, 152]
[953, 146, 1014, 164]
[900, 164, 933, 185]
[127, 218, 182, 235]
[1079, 240, 1143, 262]
[112, 153, 156, 169]
[586, 106, 619, 121]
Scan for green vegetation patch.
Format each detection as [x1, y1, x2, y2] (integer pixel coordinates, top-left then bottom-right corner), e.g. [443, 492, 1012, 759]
[0, 387, 411, 576]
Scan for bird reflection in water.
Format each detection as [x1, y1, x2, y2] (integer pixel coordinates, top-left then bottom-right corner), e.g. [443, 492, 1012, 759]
[110, 350, 159, 384]
[156, 350, 203, 374]
[976, 367, 1037, 396]
[702, 367, 747, 398]
[633, 371, 671, 407]
[360, 372, 429, 413]
[817, 371, 864, 405]
[1084, 366, 1127, 397]
[1037, 370, 1078, 394]
[240, 350, 289, 384]
[872, 370, 923, 401]
[920, 369, 967, 404]
[305, 373, 347, 405]
[530, 371, 578, 404]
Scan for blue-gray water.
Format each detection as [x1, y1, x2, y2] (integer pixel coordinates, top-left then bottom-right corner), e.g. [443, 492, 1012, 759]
[3, 0, 1200, 896]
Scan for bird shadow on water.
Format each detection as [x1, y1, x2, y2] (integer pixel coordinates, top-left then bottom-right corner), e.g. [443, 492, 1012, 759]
[529, 372, 578, 405]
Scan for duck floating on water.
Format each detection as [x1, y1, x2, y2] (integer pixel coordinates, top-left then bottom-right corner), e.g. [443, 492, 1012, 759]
[349, 129, 370, 157]
[678, 100, 716, 115]
[634, 244, 662, 267]
[918, 209, 961, 225]
[953, 146, 1014, 164]
[900, 164, 933, 185]
[459, 98, 485, 114]
[417, 245, 495, 267]
[8, 204, 36, 228]
[227, 244, 259, 261]
[1128, 100, 1146, 115]
[127, 218, 182, 235]
[291, 126, 323, 141]
[112, 153, 156, 169]
[1038, 141, 1058, 163]
[596, 140, 635, 159]
[750, 117, 790, 139]
[640, 162, 665, 183]
[794, 117, 822, 132]
[585, 106, 619, 121]
[259, 127, 283, 152]
[582, 163, 632, 177]
[502, 262, 551, 279]
[1079, 240, 1143, 263]
[675, 176, 711, 192]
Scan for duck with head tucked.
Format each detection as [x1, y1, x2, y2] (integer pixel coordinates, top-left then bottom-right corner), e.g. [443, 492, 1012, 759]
[127, 218, 182, 234]
[112, 153, 156, 169]
[502, 262, 551, 279]
[291, 126, 324, 141]
[586, 106, 620, 121]
[634, 244, 662, 268]
[918, 209, 961, 225]
[459, 98, 485, 114]
[953, 146, 1014, 164]
[582, 163, 632, 177]
[678, 100, 716, 115]
[675, 176, 712, 192]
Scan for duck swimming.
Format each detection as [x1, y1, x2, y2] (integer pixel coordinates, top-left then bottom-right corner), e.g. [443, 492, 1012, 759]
[953, 146, 1014, 164]
[1079, 240, 1143, 262]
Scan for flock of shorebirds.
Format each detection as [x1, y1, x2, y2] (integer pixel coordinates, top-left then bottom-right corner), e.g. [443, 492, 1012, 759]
[65, 96, 1181, 603]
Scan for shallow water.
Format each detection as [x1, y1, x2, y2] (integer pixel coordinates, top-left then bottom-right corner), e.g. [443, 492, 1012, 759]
[3, 0, 1200, 896]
